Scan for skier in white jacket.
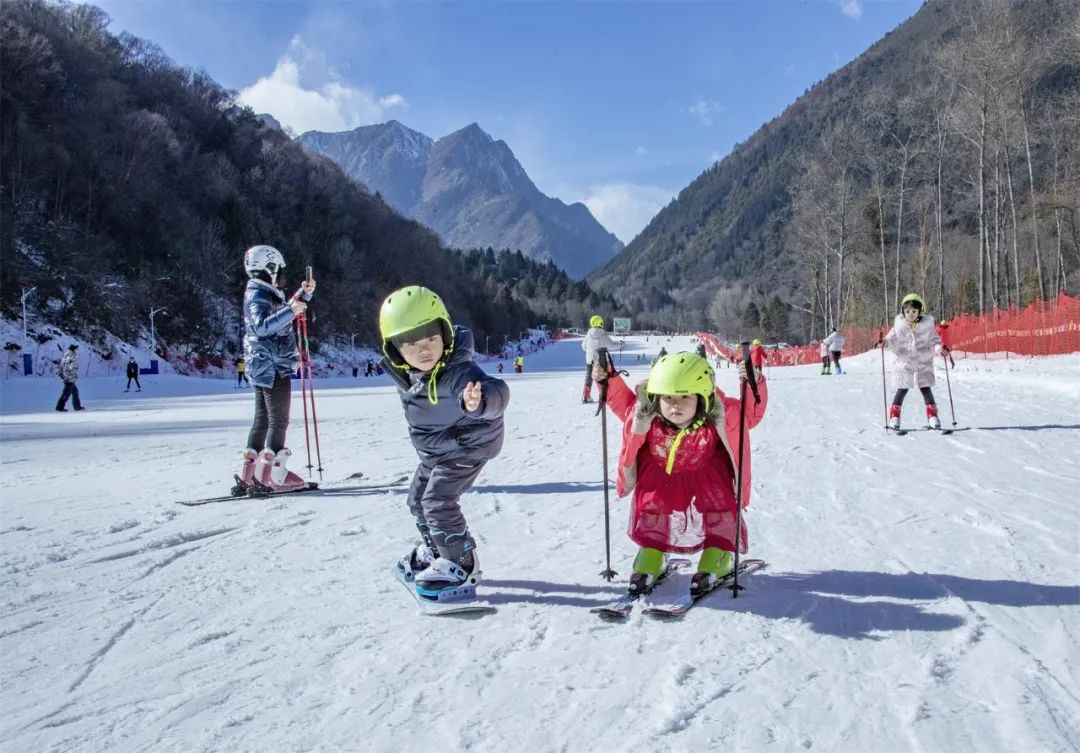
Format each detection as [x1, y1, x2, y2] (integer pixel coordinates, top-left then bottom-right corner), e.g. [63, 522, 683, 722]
[878, 293, 947, 430]
[823, 328, 846, 375]
[581, 315, 614, 403]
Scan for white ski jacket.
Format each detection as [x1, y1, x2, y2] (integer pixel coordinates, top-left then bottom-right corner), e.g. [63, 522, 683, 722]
[884, 314, 941, 389]
[823, 331, 845, 353]
[582, 327, 615, 365]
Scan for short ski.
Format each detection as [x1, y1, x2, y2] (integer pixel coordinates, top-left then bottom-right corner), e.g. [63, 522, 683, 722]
[590, 558, 692, 620]
[888, 426, 966, 437]
[642, 559, 768, 617]
[393, 568, 495, 616]
[176, 475, 409, 507]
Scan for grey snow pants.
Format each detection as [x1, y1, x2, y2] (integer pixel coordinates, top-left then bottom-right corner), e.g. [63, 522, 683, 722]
[407, 459, 485, 562]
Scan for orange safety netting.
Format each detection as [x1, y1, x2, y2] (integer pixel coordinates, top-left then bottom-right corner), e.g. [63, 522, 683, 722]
[696, 293, 1080, 366]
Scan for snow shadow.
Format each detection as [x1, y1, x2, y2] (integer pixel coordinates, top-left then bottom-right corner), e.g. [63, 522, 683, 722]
[483, 578, 625, 608]
[471, 481, 606, 494]
[690, 570, 1078, 639]
[971, 423, 1080, 432]
[0, 418, 237, 442]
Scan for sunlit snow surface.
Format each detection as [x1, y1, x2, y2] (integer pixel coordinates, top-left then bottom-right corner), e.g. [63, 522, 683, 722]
[2, 337, 1078, 752]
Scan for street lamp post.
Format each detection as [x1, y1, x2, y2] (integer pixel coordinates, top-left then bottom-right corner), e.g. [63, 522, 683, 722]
[485, 334, 492, 355]
[20, 287, 36, 351]
[350, 333, 358, 371]
[149, 307, 168, 356]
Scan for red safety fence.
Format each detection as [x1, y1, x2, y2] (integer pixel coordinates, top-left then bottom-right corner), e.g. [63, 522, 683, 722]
[697, 292, 1080, 366]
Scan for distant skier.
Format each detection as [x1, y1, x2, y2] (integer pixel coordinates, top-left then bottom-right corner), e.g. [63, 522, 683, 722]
[234, 245, 314, 494]
[581, 314, 614, 403]
[382, 286, 509, 601]
[651, 346, 668, 366]
[819, 339, 830, 375]
[878, 293, 947, 430]
[696, 343, 708, 359]
[125, 357, 141, 392]
[55, 344, 85, 412]
[234, 356, 248, 387]
[749, 339, 768, 369]
[514, 354, 524, 373]
[823, 328, 845, 375]
[592, 350, 768, 597]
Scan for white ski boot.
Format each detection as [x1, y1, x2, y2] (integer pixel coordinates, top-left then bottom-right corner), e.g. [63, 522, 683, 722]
[414, 551, 480, 602]
[396, 543, 436, 583]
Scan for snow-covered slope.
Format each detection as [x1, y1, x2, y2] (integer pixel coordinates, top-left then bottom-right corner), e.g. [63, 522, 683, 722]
[2, 338, 1077, 752]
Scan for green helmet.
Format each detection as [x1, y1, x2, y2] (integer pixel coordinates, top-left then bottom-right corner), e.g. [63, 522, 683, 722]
[647, 352, 715, 410]
[589, 315, 604, 328]
[901, 293, 925, 311]
[752, 338, 762, 346]
[379, 286, 453, 364]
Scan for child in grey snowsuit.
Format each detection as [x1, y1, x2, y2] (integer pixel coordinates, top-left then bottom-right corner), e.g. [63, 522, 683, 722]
[380, 285, 509, 600]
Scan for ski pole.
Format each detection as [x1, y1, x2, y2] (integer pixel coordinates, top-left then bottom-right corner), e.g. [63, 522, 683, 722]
[296, 314, 314, 476]
[595, 347, 617, 582]
[879, 329, 888, 431]
[730, 341, 755, 598]
[301, 314, 324, 478]
[943, 349, 957, 427]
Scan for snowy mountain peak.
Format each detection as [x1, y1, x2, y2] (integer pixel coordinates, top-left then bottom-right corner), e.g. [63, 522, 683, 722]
[298, 120, 623, 278]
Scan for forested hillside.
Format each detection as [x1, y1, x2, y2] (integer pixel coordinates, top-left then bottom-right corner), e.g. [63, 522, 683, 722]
[0, 0, 616, 359]
[589, 0, 1080, 341]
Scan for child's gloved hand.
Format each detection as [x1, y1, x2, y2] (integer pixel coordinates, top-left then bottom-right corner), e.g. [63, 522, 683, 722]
[631, 384, 656, 434]
[301, 279, 316, 297]
[289, 299, 308, 316]
[461, 381, 483, 412]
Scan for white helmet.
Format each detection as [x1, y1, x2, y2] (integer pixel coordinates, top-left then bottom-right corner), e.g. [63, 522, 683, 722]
[243, 245, 286, 283]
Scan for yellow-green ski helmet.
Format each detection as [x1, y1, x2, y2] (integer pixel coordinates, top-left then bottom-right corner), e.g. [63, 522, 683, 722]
[589, 315, 604, 328]
[647, 352, 716, 411]
[901, 293, 925, 311]
[379, 285, 453, 366]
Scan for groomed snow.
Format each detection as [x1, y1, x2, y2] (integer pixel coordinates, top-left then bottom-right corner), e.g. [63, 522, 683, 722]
[2, 336, 1078, 752]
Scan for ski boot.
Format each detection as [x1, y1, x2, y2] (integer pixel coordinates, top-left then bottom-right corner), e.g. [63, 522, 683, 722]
[834, 365, 843, 375]
[889, 404, 902, 430]
[396, 543, 436, 583]
[231, 448, 258, 496]
[926, 404, 941, 430]
[582, 384, 593, 404]
[690, 548, 734, 598]
[252, 448, 307, 493]
[628, 548, 666, 596]
[414, 550, 480, 602]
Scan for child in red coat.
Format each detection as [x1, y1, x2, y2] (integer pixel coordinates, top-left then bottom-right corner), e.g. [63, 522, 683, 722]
[593, 351, 768, 596]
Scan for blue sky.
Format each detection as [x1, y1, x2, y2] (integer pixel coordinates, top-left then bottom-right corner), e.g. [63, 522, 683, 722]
[96, 0, 921, 243]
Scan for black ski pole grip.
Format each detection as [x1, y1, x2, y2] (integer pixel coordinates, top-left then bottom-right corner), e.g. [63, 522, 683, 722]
[741, 341, 760, 404]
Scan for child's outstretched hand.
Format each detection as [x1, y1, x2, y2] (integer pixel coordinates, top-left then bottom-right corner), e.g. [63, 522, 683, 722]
[462, 381, 483, 412]
[632, 384, 656, 435]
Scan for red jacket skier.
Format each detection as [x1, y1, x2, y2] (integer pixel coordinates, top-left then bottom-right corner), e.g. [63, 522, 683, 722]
[594, 351, 768, 597]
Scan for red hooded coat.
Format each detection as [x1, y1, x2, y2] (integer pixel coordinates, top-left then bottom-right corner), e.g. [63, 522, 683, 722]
[603, 374, 768, 554]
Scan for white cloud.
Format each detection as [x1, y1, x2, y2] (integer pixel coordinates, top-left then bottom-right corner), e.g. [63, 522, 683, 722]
[839, 0, 863, 19]
[238, 41, 407, 134]
[687, 97, 723, 127]
[581, 183, 676, 245]
[635, 146, 648, 157]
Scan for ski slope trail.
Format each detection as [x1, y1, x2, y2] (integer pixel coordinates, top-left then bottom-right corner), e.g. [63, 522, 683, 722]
[2, 337, 1078, 752]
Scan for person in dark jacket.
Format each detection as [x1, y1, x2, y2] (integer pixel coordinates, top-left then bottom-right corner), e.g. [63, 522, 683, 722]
[234, 245, 314, 494]
[382, 285, 509, 601]
[56, 344, 85, 412]
[125, 357, 141, 392]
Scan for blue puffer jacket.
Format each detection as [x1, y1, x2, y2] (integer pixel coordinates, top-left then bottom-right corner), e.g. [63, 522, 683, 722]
[384, 326, 510, 464]
[242, 279, 299, 388]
